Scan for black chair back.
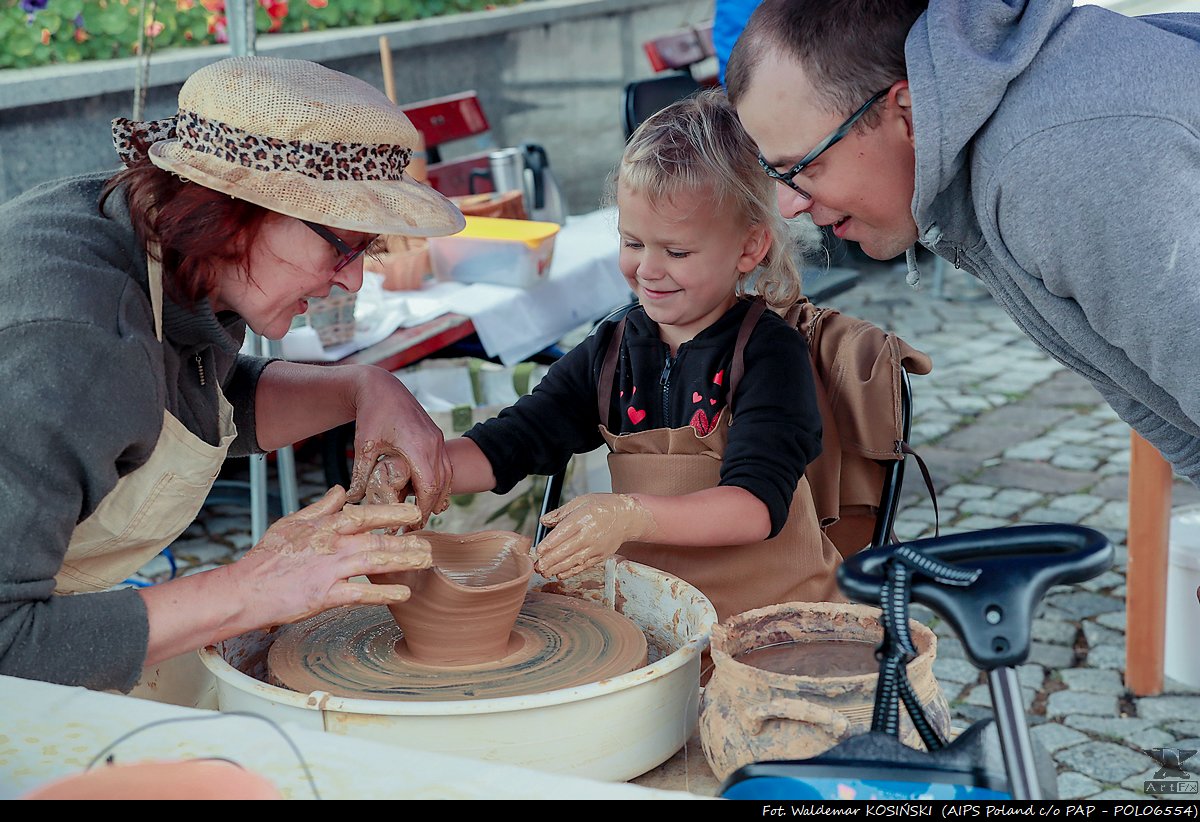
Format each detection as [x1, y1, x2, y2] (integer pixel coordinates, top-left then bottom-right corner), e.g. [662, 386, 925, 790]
[620, 73, 704, 140]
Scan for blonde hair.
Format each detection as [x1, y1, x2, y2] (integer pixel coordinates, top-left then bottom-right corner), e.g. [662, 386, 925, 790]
[609, 88, 802, 311]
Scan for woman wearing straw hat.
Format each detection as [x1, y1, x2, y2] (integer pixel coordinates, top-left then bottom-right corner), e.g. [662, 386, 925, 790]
[0, 57, 466, 694]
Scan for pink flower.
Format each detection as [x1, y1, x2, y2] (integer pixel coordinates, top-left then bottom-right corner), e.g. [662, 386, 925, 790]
[146, 20, 165, 38]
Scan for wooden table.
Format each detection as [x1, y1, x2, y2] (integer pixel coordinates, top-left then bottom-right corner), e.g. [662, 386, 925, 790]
[331, 311, 475, 372]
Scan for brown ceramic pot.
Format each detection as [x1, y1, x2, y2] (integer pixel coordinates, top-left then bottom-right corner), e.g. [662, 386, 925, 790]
[369, 529, 533, 667]
[699, 601, 951, 781]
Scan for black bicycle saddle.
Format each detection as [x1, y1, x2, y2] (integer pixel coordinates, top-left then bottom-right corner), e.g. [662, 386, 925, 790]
[837, 524, 1113, 670]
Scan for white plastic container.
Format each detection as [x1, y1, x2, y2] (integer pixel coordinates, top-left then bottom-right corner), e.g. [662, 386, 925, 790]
[428, 216, 559, 288]
[1166, 504, 1200, 689]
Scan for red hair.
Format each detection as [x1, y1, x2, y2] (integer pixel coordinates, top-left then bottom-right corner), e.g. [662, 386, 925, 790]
[101, 132, 269, 306]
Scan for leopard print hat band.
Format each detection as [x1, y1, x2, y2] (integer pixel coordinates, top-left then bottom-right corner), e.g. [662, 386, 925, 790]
[112, 110, 412, 182]
[112, 116, 175, 168]
[106, 56, 464, 237]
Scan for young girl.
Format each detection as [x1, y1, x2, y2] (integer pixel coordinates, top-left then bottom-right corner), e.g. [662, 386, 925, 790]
[371, 89, 841, 621]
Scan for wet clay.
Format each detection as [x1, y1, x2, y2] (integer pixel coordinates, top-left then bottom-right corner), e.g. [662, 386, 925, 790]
[265, 592, 649, 701]
[699, 601, 951, 781]
[733, 638, 879, 678]
[369, 529, 534, 667]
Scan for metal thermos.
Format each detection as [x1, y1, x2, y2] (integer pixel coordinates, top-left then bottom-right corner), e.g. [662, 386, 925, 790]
[486, 147, 528, 198]
[468, 145, 568, 225]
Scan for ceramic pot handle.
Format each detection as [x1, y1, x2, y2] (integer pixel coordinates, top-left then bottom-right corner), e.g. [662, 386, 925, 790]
[746, 698, 852, 741]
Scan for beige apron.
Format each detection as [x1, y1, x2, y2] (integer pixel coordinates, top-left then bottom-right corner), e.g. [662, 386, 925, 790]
[56, 251, 237, 706]
[597, 301, 843, 623]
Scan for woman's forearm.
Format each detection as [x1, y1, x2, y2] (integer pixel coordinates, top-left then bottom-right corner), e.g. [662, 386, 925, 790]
[252, 360, 373, 451]
[138, 564, 254, 666]
[251, 360, 366, 451]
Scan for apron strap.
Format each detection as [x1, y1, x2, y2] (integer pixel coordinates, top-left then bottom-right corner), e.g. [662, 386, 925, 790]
[597, 317, 627, 424]
[727, 298, 767, 415]
[598, 300, 767, 424]
[146, 243, 164, 342]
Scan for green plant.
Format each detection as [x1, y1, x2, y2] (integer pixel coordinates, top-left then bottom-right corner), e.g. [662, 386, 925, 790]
[2, 1, 209, 69]
[2, 0, 522, 71]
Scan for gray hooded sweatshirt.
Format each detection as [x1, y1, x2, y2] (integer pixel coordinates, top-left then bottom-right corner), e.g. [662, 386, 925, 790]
[907, 0, 1200, 481]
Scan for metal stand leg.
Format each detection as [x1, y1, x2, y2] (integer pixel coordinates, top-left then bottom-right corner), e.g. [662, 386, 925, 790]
[987, 667, 1042, 800]
[250, 453, 269, 543]
[276, 445, 300, 515]
[262, 334, 301, 517]
[245, 332, 303, 542]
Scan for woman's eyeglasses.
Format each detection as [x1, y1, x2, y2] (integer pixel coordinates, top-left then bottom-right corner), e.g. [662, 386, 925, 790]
[302, 220, 376, 273]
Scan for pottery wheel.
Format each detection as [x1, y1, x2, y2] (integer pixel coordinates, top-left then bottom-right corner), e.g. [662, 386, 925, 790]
[267, 592, 649, 702]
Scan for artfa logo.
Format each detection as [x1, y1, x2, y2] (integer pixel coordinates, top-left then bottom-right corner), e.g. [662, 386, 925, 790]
[1143, 748, 1199, 796]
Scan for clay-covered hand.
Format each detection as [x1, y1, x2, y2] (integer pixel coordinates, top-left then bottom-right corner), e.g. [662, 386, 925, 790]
[237, 486, 431, 627]
[363, 455, 416, 535]
[534, 493, 657, 579]
[345, 368, 452, 525]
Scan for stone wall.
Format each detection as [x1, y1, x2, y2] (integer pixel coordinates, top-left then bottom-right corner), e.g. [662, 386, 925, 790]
[0, 0, 715, 212]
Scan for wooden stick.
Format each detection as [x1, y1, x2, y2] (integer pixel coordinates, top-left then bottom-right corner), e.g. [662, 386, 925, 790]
[378, 34, 429, 184]
[379, 35, 396, 104]
[1125, 430, 1171, 696]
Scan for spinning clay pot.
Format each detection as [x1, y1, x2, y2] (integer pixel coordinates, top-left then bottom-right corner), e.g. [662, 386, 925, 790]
[370, 529, 534, 667]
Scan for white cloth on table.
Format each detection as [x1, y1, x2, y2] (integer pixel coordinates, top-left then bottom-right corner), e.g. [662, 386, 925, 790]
[278, 207, 629, 365]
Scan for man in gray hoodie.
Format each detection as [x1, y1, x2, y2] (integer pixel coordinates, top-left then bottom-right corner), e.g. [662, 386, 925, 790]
[725, 0, 1200, 485]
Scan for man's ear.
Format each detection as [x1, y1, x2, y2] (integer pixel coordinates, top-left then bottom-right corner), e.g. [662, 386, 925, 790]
[890, 80, 915, 148]
[738, 223, 772, 272]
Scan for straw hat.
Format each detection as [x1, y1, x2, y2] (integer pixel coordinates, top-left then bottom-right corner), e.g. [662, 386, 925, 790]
[111, 56, 465, 237]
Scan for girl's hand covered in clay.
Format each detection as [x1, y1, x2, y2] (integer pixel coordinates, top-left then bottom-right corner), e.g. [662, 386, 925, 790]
[238, 486, 432, 626]
[534, 493, 657, 579]
[345, 368, 452, 526]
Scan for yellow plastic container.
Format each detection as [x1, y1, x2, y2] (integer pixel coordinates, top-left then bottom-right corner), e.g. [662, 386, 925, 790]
[428, 216, 560, 288]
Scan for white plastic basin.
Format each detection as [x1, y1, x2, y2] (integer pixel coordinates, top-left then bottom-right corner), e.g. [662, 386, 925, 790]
[199, 559, 717, 782]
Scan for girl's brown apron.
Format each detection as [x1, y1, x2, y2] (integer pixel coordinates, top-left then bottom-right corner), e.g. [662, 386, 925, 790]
[55, 251, 237, 706]
[596, 301, 842, 623]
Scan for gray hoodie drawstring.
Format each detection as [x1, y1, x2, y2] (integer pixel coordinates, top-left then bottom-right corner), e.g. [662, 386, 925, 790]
[905, 246, 921, 289]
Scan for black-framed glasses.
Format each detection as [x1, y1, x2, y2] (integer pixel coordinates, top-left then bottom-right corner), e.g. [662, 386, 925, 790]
[758, 88, 891, 196]
[302, 220, 375, 274]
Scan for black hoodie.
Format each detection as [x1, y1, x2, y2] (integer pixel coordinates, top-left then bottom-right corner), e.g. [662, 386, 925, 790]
[465, 298, 822, 537]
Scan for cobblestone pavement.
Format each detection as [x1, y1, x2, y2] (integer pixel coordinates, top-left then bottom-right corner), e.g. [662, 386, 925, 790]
[151, 253, 1198, 800]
